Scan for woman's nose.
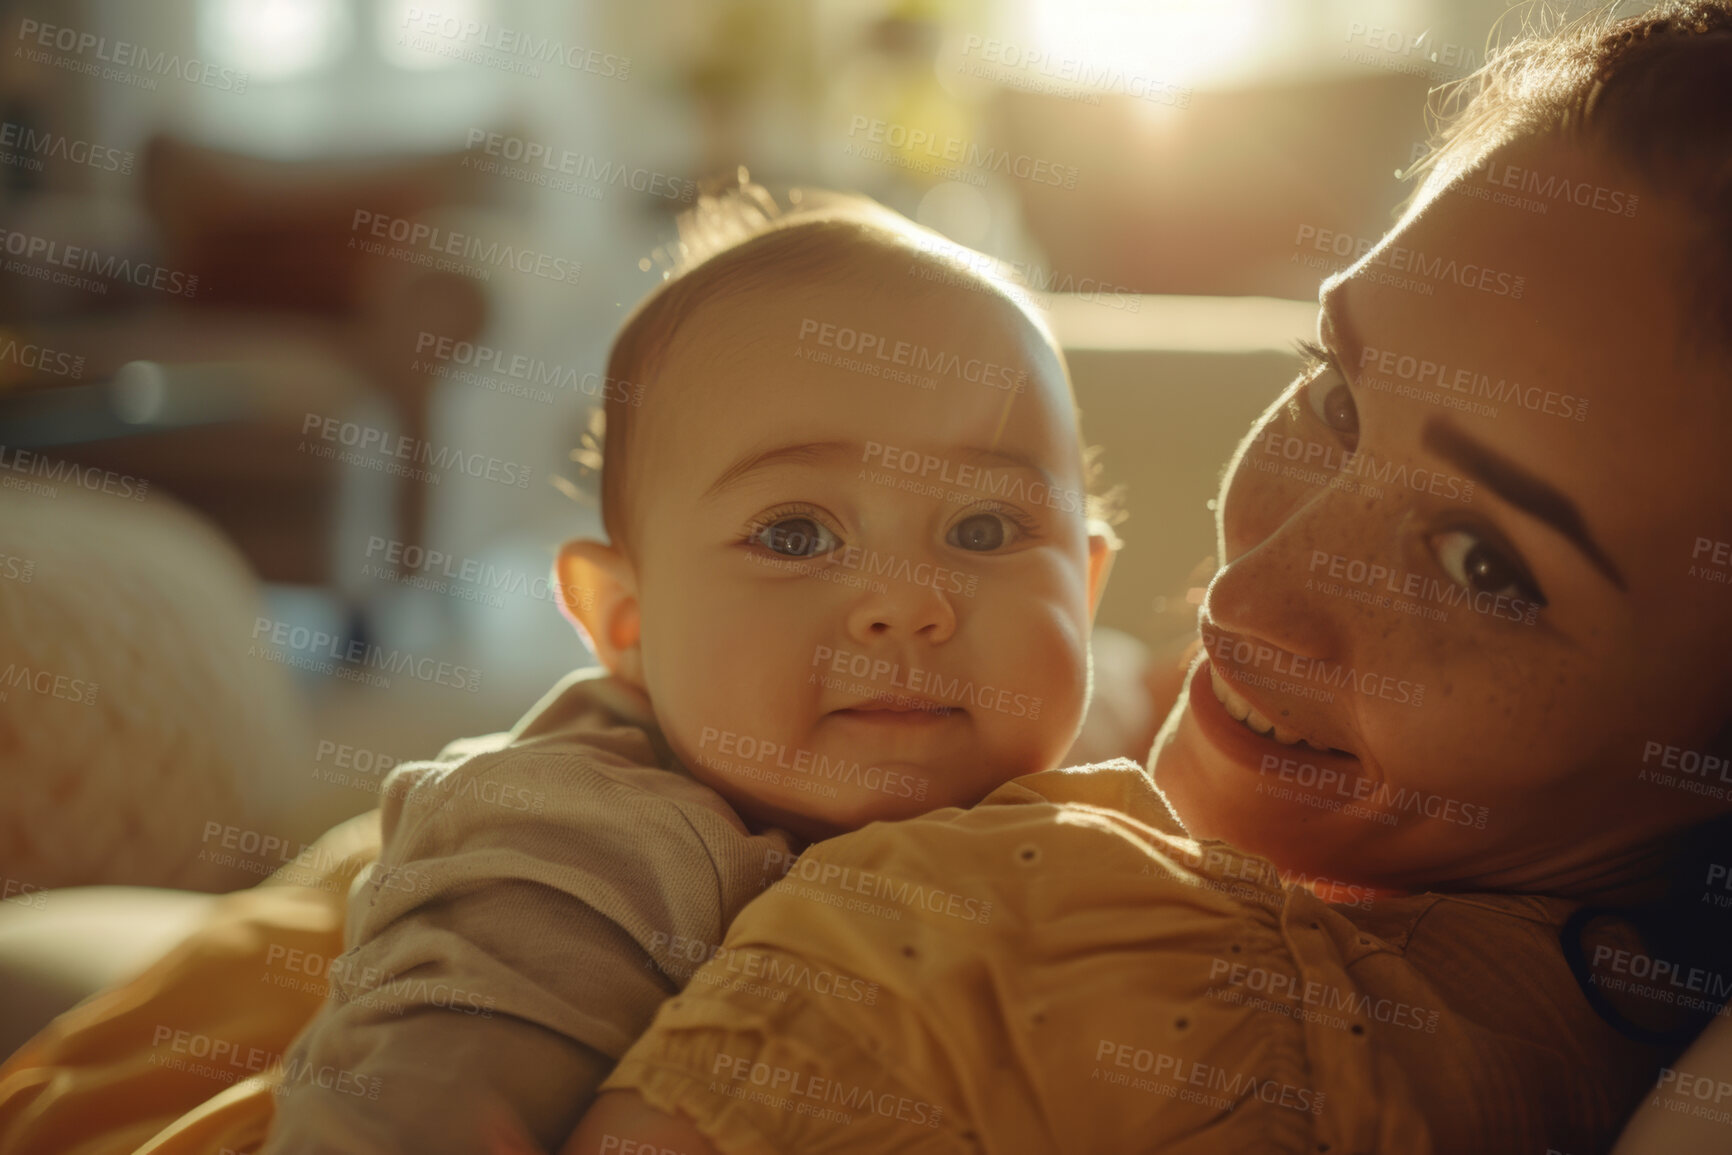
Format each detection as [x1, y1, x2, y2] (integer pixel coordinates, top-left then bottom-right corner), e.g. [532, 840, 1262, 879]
[1219, 392, 1348, 564]
[1206, 492, 1345, 667]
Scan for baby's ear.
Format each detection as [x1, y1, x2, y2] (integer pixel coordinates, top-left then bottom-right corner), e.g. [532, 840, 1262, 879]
[1085, 518, 1119, 625]
[554, 539, 645, 689]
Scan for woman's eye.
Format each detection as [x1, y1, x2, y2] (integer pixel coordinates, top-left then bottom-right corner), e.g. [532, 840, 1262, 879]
[1295, 342, 1359, 452]
[1431, 529, 1545, 604]
[749, 516, 839, 558]
[948, 512, 1012, 552]
[1305, 368, 1360, 451]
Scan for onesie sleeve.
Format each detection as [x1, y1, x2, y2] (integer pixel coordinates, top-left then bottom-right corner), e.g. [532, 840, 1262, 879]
[263, 737, 794, 1155]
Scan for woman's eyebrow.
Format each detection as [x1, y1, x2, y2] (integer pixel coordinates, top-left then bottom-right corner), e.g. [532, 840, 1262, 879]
[1421, 418, 1628, 592]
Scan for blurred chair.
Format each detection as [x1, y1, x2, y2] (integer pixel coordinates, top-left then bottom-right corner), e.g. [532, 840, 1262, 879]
[0, 134, 493, 586]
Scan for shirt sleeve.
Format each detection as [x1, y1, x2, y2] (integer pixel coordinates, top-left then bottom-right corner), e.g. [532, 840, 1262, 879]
[263, 742, 788, 1155]
[601, 763, 1434, 1155]
[260, 999, 613, 1154]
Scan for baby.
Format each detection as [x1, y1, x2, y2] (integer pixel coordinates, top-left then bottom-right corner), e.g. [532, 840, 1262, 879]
[260, 179, 1116, 1155]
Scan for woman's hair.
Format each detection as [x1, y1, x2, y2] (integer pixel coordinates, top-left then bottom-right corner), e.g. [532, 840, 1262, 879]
[568, 170, 1119, 556]
[1403, 0, 1732, 1045]
[1402, 0, 1732, 360]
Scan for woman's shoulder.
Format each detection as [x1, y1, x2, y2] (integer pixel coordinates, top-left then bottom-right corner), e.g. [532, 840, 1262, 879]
[807, 759, 1196, 880]
[981, 759, 1181, 823]
[834, 760, 1279, 890]
[1336, 887, 1581, 962]
[809, 761, 1589, 974]
[782, 759, 1285, 945]
[882, 758, 1194, 855]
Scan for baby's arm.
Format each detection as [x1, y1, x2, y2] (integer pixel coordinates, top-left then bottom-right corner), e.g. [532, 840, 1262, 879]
[261, 876, 670, 1154]
[262, 744, 783, 1154]
[268, 997, 615, 1153]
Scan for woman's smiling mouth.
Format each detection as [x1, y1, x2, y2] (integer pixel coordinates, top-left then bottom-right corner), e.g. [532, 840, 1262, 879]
[1201, 661, 1352, 758]
[1209, 664, 1311, 746]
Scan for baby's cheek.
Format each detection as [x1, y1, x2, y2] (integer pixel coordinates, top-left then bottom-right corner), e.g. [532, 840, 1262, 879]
[973, 600, 1091, 760]
[642, 644, 748, 778]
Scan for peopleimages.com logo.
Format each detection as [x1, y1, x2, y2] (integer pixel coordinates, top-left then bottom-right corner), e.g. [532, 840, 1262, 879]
[461, 129, 694, 201]
[696, 726, 929, 802]
[0, 444, 147, 501]
[0, 120, 132, 174]
[300, 413, 533, 490]
[956, 35, 1192, 108]
[1355, 343, 1587, 423]
[350, 210, 581, 286]
[1307, 549, 1539, 626]
[249, 617, 482, 693]
[844, 116, 1079, 189]
[15, 18, 249, 92]
[1690, 536, 1731, 588]
[797, 318, 1028, 393]
[1094, 1038, 1328, 1114]
[0, 226, 198, 297]
[1257, 753, 1489, 829]
[413, 332, 642, 407]
[397, 7, 630, 80]
[0, 662, 99, 706]
[1292, 224, 1524, 300]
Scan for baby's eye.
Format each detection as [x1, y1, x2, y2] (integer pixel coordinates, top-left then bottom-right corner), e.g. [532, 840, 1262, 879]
[749, 516, 840, 559]
[1430, 528, 1547, 606]
[948, 511, 1019, 552]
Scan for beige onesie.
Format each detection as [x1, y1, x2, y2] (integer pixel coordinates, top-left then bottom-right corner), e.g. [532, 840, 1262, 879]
[260, 667, 799, 1154]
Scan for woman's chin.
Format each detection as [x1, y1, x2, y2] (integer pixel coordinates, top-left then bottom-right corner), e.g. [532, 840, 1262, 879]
[1152, 712, 1324, 864]
[1150, 727, 1241, 843]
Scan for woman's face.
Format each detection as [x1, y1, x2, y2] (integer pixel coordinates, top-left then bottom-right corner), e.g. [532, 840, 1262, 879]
[1151, 135, 1732, 895]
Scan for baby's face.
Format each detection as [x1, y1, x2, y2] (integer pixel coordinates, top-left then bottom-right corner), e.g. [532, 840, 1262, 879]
[625, 262, 1105, 839]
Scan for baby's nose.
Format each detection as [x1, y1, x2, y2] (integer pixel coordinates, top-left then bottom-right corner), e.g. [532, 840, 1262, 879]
[844, 578, 957, 645]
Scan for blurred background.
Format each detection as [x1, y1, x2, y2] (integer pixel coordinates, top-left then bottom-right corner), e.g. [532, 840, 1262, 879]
[0, 0, 1613, 890]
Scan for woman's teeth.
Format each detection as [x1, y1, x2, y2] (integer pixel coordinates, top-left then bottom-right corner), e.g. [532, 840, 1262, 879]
[1208, 665, 1315, 748]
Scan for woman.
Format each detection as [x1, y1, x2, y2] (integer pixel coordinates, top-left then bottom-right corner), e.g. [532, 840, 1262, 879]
[567, 3, 1732, 1152]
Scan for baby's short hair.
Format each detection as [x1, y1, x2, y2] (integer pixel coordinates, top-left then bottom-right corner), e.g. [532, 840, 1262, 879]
[575, 170, 1111, 554]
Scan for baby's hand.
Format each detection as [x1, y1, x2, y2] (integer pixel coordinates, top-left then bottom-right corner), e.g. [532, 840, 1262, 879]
[482, 1106, 551, 1155]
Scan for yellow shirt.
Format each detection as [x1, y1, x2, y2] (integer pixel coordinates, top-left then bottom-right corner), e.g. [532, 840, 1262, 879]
[601, 760, 1670, 1154]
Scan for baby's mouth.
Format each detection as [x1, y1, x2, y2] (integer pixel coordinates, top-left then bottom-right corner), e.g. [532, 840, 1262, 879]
[830, 696, 960, 721]
[1208, 664, 1348, 756]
